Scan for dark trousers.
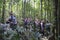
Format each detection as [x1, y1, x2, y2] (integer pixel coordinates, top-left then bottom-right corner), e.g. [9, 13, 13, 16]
[10, 24, 17, 30]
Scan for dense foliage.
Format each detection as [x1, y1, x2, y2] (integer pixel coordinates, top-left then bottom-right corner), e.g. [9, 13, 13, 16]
[0, 0, 55, 23]
[0, 0, 60, 40]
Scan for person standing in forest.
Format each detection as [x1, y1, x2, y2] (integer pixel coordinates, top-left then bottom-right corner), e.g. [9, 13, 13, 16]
[23, 18, 28, 30]
[40, 19, 45, 36]
[35, 18, 40, 28]
[7, 11, 17, 30]
[45, 20, 52, 35]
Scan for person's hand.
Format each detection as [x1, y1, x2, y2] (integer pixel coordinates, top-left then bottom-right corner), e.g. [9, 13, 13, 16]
[11, 22, 13, 23]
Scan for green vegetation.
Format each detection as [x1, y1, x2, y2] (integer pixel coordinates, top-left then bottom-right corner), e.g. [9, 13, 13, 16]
[0, 0, 55, 23]
[0, 0, 60, 40]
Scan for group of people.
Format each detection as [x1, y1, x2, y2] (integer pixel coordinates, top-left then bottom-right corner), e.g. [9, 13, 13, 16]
[4, 11, 52, 33]
[5, 11, 52, 36]
[22, 17, 53, 40]
[23, 18, 52, 35]
[0, 11, 53, 40]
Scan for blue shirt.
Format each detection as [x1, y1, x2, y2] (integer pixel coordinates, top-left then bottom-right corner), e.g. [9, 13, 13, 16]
[9, 16, 17, 24]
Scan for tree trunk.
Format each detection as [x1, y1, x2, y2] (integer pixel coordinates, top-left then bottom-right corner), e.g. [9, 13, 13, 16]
[54, 0, 58, 40]
[49, 0, 58, 40]
[22, 0, 26, 18]
[2, 0, 6, 24]
[58, 0, 60, 39]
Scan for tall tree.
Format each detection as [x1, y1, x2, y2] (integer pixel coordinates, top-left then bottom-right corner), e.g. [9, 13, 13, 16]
[53, 0, 59, 40]
[2, 0, 6, 23]
[58, 0, 60, 39]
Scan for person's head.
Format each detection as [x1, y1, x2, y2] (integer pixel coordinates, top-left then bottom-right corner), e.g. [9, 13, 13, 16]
[46, 20, 49, 23]
[10, 13, 13, 16]
[9, 11, 13, 15]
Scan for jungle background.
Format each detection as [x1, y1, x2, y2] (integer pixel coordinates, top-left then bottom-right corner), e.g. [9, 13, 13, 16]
[0, 0, 60, 40]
